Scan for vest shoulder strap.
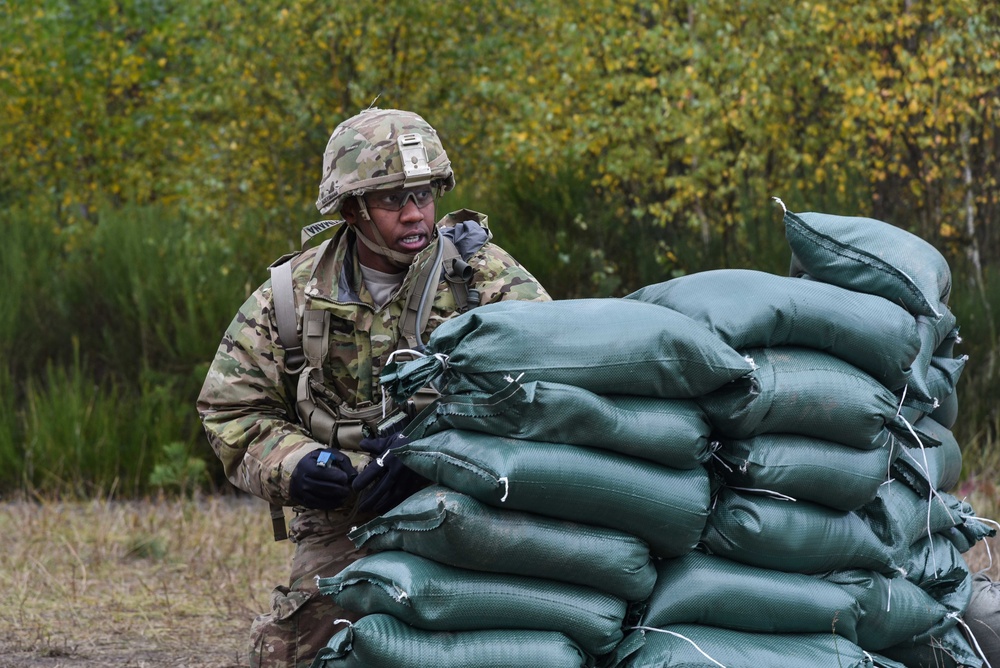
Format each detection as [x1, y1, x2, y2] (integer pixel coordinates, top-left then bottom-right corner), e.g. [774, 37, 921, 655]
[268, 240, 333, 374]
[399, 234, 477, 349]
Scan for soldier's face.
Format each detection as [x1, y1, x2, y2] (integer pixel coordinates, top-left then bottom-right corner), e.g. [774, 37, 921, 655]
[344, 191, 436, 272]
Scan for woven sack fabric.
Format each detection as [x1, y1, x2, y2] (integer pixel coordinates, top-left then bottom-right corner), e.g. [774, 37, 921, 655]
[899, 355, 967, 428]
[893, 417, 963, 496]
[405, 379, 712, 469]
[347, 485, 656, 601]
[784, 210, 951, 319]
[717, 433, 898, 511]
[930, 324, 965, 428]
[378, 298, 755, 402]
[701, 488, 900, 574]
[903, 308, 959, 409]
[928, 354, 966, 427]
[966, 573, 1000, 667]
[904, 534, 973, 604]
[626, 268, 920, 392]
[880, 625, 983, 668]
[612, 625, 908, 668]
[698, 346, 914, 450]
[312, 614, 593, 668]
[822, 569, 949, 651]
[904, 535, 974, 643]
[900, 535, 974, 651]
[857, 483, 995, 554]
[640, 551, 862, 642]
[315, 551, 625, 656]
[396, 429, 711, 558]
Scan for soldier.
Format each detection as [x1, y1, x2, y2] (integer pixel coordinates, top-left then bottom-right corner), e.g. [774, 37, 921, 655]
[197, 108, 550, 668]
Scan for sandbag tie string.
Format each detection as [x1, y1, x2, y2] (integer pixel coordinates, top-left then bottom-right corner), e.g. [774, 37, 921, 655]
[897, 408, 955, 577]
[728, 486, 798, 502]
[966, 516, 999, 573]
[711, 452, 733, 473]
[953, 614, 994, 668]
[627, 627, 726, 668]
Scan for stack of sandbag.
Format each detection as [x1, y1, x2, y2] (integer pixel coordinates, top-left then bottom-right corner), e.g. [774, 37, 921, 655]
[310, 208, 996, 668]
[309, 298, 758, 667]
[609, 208, 995, 668]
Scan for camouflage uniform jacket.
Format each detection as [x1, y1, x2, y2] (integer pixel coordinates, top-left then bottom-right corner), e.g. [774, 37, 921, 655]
[197, 209, 551, 506]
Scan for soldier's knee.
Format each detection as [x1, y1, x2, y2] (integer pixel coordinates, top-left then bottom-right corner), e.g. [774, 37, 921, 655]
[249, 585, 356, 668]
[249, 586, 313, 668]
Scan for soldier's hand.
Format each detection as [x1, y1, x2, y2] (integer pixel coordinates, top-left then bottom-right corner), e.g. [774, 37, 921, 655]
[352, 434, 427, 514]
[288, 448, 357, 510]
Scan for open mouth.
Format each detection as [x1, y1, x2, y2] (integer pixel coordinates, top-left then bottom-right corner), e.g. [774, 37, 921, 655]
[398, 233, 428, 251]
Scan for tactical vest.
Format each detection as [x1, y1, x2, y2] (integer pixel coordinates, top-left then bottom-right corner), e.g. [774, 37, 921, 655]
[265, 220, 481, 539]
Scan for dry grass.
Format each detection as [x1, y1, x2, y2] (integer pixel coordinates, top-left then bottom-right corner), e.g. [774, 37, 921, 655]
[0, 485, 996, 668]
[0, 494, 289, 668]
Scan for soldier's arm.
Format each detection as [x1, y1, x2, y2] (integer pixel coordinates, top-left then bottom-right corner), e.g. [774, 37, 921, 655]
[197, 283, 320, 505]
[468, 243, 552, 304]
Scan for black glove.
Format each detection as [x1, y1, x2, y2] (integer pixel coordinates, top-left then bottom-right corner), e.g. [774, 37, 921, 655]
[288, 448, 358, 510]
[351, 433, 427, 515]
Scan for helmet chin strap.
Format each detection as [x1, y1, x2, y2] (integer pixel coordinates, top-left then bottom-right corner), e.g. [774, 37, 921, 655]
[352, 197, 420, 268]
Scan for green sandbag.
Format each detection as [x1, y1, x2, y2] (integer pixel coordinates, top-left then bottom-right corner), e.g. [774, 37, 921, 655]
[701, 488, 900, 574]
[379, 298, 755, 402]
[899, 355, 966, 427]
[823, 569, 949, 651]
[717, 434, 898, 511]
[966, 573, 1000, 668]
[880, 625, 984, 668]
[312, 614, 593, 668]
[396, 429, 711, 558]
[698, 347, 916, 450]
[348, 485, 656, 601]
[316, 551, 625, 656]
[641, 551, 862, 642]
[927, 354, 966, 428]
[900, 537, 972, 647]
[943, 511, 997, 554]
[893, 417, 963, 496]
[612, 625, 908, 668]
[858, 483, 996, 553]
[784, 209, 951, 319]
[404, 378, 712, 469]
[626, 268, 921, 392]
[905, 308, 959, 409]
[904, 535, 974, 614]
[930, 323, 965, 428]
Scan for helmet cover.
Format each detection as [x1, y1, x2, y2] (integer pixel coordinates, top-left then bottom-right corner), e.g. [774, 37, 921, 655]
[316, 108, 455, 215]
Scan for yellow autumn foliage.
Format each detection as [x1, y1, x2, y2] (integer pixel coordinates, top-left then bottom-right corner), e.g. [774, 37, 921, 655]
[2, 0, 998, 263]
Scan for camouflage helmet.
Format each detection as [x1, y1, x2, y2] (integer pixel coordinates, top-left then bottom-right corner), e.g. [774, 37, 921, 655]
[316, 108, 456, 215]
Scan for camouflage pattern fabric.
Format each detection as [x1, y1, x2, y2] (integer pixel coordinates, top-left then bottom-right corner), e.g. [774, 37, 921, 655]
[198, 209, 549, 668]
[248, 509, 376, 668]
[198, 209, 549, 505]
[316, 108, 455, 215]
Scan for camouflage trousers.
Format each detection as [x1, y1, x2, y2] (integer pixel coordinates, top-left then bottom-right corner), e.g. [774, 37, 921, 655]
[249, 506, 375, 668]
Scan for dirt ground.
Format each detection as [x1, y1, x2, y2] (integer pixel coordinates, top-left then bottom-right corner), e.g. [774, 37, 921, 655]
[1, 493, 997, 667]
[0, 495, 289, 668]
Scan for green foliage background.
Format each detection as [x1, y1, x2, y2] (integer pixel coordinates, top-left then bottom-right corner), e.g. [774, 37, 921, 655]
[2, 0, 999, 495]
